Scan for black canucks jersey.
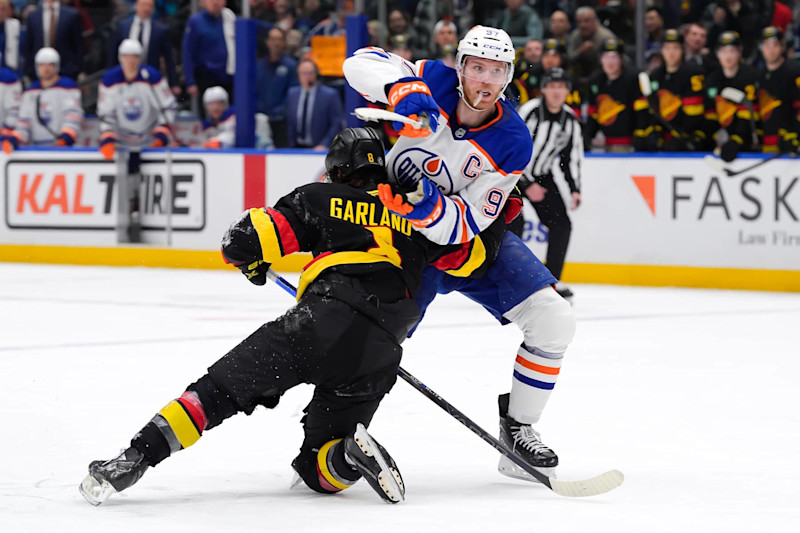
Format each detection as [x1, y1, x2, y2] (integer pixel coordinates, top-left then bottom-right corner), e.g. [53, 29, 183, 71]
[585, 67, 649, 148]
[704, 64, 759, 149]
[648, 62, 707, 146]
[758, 60, 800, 152]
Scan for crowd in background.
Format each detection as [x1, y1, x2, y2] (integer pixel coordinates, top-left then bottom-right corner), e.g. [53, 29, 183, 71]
[0, 0, 798, 155]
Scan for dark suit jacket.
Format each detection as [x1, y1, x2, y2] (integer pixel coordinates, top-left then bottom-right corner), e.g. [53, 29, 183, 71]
[23, 5, 83, 80]
[287, 84, 344, 148]
[110, 16, 178, 87]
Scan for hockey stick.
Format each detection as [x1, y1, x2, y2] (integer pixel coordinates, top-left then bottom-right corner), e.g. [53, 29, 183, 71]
[703, 151, 786, 177]
[35, 93, 64, 141]
[720, 87, 759, 149]
[264, 268, 624, 498]
[353, 107, 431, 131]
[637, 72, 695, 150]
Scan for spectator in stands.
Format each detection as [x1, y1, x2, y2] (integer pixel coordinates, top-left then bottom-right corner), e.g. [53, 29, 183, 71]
[0, 58, 20, 138]
[286, 59, 343, 150]
[765, 0, 792, 34]
[23, 0, 83, 80]
[387, 9, 417, 53]
[388, 33, 413, 62]
[0, 0, 20, 71]
[645, 7, 665, 56]
[523, 38, 543, 66]
[432, 19, 458, 65]
[683, 22, 717, 72]
[296, 0, 328, 35]
[495, 0, 543, 48]
[182, 0, 237, 117]
[286, 28, 304, 59]
[413, 0, 473, 58]
[545, 9, 570, 41]
[3, 47, 81, 152]
[756, 26, 799, 154]
[306, 4, 349, 41]
[111, 0, 179, 96]
[201, 86, 235, 149]
[567, 6, 617, 83]
[256, 27, 298, 148]
[705, 0, 766, 62]
[268, 0, 297, 33]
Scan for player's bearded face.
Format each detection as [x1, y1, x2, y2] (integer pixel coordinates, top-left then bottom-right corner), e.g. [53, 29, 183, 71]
[460, 56, 508, 110]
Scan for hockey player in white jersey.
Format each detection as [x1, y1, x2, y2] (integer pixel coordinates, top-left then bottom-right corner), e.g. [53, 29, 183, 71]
[0, 62, 21, 144]
[201, 86, 235, 148]
[2, 47, 82, 153]
[97, 39, 176, 160]
[343, 26, 576, 480]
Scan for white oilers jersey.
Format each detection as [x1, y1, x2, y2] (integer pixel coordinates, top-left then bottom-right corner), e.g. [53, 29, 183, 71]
[343, 49, 532, 245]
[0, 69, 21, 130]
[17, 77, 82, 145]
[202, 107, 235, 148]
[98, 65, 176, 148]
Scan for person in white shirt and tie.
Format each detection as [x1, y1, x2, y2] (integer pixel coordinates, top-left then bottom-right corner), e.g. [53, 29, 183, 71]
[110, 0, 180, 95]
[287, 59, 344, 150]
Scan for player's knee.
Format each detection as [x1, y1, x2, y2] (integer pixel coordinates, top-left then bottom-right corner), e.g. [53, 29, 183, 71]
[292, 438, 360, 495]
[508, 287, 576, 354]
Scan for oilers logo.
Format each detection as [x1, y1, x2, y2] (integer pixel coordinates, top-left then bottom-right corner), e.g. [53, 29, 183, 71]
[391, 147, 454, 193]
[122, 97, 144, 121]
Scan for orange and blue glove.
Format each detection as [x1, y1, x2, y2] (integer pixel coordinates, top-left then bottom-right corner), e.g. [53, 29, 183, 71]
[378, 177, 444, 228]
[99, 135, 116, 160]
[56, 131, 76, 147]
[387, 77, 439, 137]
[150, 127, 170, 148]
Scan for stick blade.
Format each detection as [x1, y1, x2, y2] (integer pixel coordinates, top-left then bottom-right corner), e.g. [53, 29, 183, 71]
[721, 87, 746, 104]
[638, 72, 652, 96]
[549, 469, 625, 497]
[703, 154, 725, 172]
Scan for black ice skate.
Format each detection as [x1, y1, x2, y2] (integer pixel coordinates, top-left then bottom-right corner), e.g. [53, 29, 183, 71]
[498, 395, 558, 482]
[79, 447, 149, 505]
[554, 281, 574, 304]
[344, 423, 405, 503]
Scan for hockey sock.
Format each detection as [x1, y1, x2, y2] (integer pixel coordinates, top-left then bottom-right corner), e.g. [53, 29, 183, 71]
[508, 343, 563, 424]
[314, 438, 361, 493]
[131, 390, 209, 467]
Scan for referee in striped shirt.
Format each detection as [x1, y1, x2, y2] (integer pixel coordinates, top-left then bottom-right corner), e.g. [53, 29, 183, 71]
[516, 68, 584, 301]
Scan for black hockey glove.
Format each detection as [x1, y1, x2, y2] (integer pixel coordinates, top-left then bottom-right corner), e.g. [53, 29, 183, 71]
[221, 209, 272, 286]
[233, 259, 271, 286]
[719, 139, 741, 163]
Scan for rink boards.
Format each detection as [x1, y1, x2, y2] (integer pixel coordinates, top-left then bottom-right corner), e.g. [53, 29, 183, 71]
[0, 148, 797, 291]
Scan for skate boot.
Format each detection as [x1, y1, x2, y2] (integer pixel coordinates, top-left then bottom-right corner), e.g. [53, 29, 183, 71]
[79, 447, 149, 505]
[554, 281, 574, 304]
[343, 423, 405, 503]
[497, 395, 558, 482]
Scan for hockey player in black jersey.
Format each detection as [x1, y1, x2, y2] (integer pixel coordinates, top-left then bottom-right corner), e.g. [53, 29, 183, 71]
[79, 128, 449, 507]
[585, 38, 650, 152]
[646, 29, 709, 151]
[704, 31, 760, 162]
[756, 27, 800, 154]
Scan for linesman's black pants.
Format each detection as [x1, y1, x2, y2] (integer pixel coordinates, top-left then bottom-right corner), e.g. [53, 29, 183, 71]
[528, 177, 572, 281]
[132, 273, 419, 493]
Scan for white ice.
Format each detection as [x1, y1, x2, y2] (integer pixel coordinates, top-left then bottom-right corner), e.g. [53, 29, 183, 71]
[1, 263, 798, 532]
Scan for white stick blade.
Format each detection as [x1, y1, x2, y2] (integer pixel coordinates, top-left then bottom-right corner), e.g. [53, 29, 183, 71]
[638, 72, 652, 97]
[703, 154, 725, 172]
[549, 469, 624, 497]
[353, 107, 422, 128]
[721, 87, 746, 104]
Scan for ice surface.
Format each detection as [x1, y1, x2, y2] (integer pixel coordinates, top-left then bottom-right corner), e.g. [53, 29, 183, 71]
[1, 263, 799, 532]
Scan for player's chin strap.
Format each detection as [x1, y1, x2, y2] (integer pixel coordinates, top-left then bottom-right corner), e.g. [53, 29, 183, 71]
[264, 268, 624, 498]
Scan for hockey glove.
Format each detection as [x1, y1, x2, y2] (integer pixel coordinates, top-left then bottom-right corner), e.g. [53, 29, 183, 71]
[387, 77, 439, 137]
[56, 131, 76, 147]
[150, 127, 170, 148]
[203, 138, 222, 149]
[221, 210, 273, 286]
[719, 138, 741, 163]
[232, 259, 271, 285]
[99, 135, 116, 160]
[2, 129, 20, 153]
[378, 177, 444, 227]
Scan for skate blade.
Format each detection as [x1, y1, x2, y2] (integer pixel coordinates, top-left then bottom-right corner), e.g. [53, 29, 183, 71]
[79, 473, 117, 506]
[354, 423, 405, 503]
[498, 455, 556, 483]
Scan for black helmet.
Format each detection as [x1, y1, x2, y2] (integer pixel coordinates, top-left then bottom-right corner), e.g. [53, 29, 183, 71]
[662, 28, 683, 45]
[761, 26, 783, 43]
[541, 67, 571, 89]
[325, 127, 385, 183]
[717, 31, 741, 48]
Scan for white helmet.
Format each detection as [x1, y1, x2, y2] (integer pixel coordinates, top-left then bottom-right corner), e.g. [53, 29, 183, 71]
[34, 47, 60, 71]
[456, 25, 516, 88]
[203, 86, 229, 106]
[118, 38, 143, 61]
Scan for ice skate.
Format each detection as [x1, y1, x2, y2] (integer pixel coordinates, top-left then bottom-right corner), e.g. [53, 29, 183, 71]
[343, 423, 405, 503]
[554, 281, 574, 304]
[79, 447, 149, 505]
[498, 415, 558, 482]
